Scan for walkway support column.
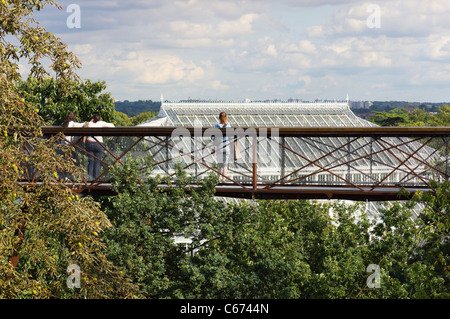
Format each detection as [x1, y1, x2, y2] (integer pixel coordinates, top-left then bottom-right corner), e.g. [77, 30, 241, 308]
[253, 135, 257, 191]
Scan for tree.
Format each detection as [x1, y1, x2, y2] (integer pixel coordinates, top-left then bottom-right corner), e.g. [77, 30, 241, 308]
[369, 105, 450, 127]
[19, 77, 159, 126]
[434, 105, 450, 126]
[0, 0, 136, 297]
[113, 110, 132, 126]
[370, 108, 409, 126]
[101, 157, 227, 298]
[130, 111, 157, 126]
[114, 100, 161, 117]
[410, 181, 450, 297]
[18, 77, 116, 125]
[103, 156, 449, 298]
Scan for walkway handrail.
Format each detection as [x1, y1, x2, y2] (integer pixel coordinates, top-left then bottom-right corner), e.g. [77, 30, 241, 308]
[41, 126, 450, 137]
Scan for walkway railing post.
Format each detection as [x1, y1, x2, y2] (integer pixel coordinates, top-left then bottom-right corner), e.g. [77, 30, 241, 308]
[281, 136, 286, 179]
[253, 135, 257, 191]
[347, 136, 351, 183]
[370, 137, 373, 181]
[165, 136, 169, 173]
[446, 137, 449, 182]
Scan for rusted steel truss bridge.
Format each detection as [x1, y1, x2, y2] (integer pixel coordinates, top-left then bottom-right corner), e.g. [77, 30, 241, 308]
[30, 126, 450, 201]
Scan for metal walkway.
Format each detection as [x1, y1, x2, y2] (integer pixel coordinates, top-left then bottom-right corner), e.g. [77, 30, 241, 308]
[34, 126, 450, 201]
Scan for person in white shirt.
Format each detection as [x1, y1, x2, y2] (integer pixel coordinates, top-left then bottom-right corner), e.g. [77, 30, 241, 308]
[214, 112, 233, 182]
[84, 114, 115, 180]
[61, 111, 85, 145]
[60, 112, 85, 179]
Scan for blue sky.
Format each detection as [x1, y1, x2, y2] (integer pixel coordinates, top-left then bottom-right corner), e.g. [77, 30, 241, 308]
[29, 0, 450, 103]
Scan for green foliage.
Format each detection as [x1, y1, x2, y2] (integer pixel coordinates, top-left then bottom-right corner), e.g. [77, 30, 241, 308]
[129, 111, 157, 126]
[0, 0, 137, 298]
[103, 157, 449, 299]
[18, 77, 116, 125]
[369, 106, 450, 127]
[368, 101, 445, 113]
[114, 100, 161, 117]
[370, 108, 410, 126]
[102, 157, 225, 298]
[112, 107, 158, 126]
[412, 181, 450, 290]
[113, 110, 133, 126]
[18, 76, 158, 126]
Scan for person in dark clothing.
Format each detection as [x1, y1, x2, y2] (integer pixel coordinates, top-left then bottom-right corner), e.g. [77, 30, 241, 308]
[84, 114, 114, 180]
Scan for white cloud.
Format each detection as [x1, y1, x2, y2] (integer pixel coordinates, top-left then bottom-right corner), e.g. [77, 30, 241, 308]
[211, 80, 229, 90]
[217, 13, 258, 37]
[428, 35, 450, 61]
[298, 40, 317, 54]
[29, 0, 450, 102]
[161, 13, 258, 48]
[266, 44, 278, 57]
[308, 1, 450, 38]
[70, 44, 205, 86]
[70, 44, 93, 55]
[133, 55, 205, 85]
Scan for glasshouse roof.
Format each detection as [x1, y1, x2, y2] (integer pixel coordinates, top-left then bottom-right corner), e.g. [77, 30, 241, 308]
[138, 100, 376, 128]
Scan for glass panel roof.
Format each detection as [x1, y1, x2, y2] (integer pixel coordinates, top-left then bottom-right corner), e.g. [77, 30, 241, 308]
[141, 100, 370, 128]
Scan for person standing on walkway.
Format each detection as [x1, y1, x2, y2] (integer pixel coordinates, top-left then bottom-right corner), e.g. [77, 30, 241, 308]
[84, 114, 115, 180]
[61, 111, 84, 145]
[214, 112, 233, 182]
[59, 112, 85, 179]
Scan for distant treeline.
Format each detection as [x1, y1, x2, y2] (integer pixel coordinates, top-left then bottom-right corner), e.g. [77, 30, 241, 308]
[354, 101, 449, 114]
[116, 100, 450, 117]
[114, 99, 161, 117]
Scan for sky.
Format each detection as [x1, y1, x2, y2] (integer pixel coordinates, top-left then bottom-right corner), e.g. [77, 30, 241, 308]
[29, 0, 450, 103]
